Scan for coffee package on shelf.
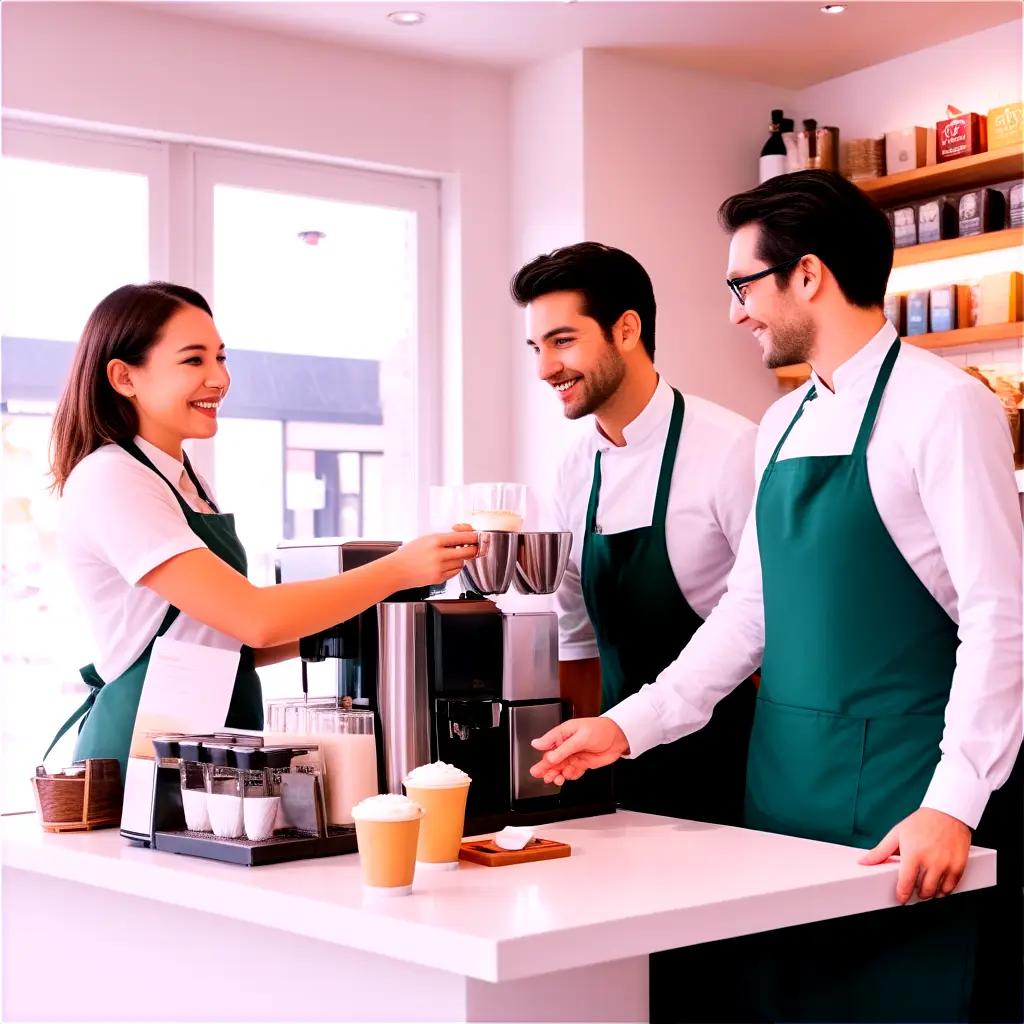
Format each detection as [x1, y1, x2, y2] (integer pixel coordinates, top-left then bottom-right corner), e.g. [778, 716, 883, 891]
[976, 272, 1023, 325]
[885, 127, 929, 173]
[936, 106, 987, 163]
[928, 285, 972, 333]
[892, 206, 918, 248]
[917, 197, 958, 242]
[987, 103, 1024, 150]
[1009, 183, 1023, 228]
[958, 189, 1007, 236]
[883, 293, 907, 335]
[906, 290, 930, 335]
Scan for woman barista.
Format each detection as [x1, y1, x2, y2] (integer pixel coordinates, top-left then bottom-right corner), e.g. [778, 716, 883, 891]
[45, 282, 476, 777]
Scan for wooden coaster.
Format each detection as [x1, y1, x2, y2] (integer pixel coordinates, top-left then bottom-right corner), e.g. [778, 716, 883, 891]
[459, 836, 571, 866]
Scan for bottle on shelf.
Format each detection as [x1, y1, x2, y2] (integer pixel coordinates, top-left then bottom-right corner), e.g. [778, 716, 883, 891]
[759, 109, 788, 183]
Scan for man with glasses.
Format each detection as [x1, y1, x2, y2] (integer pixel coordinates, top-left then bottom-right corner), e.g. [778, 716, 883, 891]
[531, 172, 1022, 1022]
[511, 242, 758, 827]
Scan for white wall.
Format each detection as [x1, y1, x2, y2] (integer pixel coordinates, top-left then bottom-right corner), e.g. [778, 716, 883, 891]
[510, 52, 588, 526]
[1, 1, 515, 485]
[509, 50, 793, 522]
[582, 51, 791, 421]
[794, 23, 1022, 138]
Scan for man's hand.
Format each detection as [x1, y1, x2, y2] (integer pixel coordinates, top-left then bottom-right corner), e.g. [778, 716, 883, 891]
[858, 807, 972, 904]
[530, 717, 630, 785]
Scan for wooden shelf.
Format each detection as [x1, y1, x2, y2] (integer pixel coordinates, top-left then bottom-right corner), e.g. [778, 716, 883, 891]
[774, 322, 1024, 388]
[858, 146, 1024, 206]
[892, 227, 1024, 267]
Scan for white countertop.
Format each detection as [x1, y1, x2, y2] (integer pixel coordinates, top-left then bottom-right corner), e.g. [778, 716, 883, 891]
[2, 810, 996, 983]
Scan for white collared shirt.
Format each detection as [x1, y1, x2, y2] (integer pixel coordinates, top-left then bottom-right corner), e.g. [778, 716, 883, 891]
[553, 375, 757, 658]
[607, 322, 1024, 830]
[59, 436, 243, 682]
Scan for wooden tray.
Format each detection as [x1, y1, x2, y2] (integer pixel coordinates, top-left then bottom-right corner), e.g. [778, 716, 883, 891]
[459, 836, 571, 866]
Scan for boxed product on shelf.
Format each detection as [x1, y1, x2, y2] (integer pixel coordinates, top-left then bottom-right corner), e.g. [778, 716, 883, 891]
[976, 272, 1023, 325]
[987, 103, 1024, 151]
[916, 196, 958, 242]
[1010, 182, 1023, 228]
[928, 284, 972, 333]
[936, 107, 987, 163]
[892, 205, 918, 248]
[958, 188, 1007, 236]
[885, 127, 930, 173]
[906, 290, 930, 335]
[883, 293, 906, 334]
[846, 137, 886, 180]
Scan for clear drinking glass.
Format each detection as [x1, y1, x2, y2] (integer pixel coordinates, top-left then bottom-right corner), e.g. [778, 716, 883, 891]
[307, 708, 379, 826]
[463, 482, 527, 532]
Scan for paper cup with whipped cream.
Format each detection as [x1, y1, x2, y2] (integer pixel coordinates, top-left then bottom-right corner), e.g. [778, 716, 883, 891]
[352, 794, 424, 896]
[403, 761, 472, 870]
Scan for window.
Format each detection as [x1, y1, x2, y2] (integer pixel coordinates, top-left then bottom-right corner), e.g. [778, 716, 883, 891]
[1, 123, 441, 808]
[1, 124, 168, 810]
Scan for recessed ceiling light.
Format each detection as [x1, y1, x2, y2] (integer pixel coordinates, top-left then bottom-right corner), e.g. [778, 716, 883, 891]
[387, 10, 425, 25]
[820, 4, 846, 12]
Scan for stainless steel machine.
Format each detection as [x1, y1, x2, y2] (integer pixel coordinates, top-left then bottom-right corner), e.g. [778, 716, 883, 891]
[277, 533, 614, 833]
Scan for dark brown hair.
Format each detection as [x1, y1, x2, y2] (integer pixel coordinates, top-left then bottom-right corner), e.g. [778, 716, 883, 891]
[510, 242, 657, 359]
[718, 170, 893, 309]
[49, 282, 213, 493]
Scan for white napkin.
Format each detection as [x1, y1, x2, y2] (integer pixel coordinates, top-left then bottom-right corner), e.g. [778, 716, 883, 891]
[494, 826, 534, 851]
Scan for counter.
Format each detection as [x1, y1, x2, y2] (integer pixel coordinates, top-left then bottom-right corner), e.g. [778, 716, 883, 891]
[2, 810, 996, 1022]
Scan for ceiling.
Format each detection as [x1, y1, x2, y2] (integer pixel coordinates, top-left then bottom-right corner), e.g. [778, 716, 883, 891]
[149, 1, 1020, 89]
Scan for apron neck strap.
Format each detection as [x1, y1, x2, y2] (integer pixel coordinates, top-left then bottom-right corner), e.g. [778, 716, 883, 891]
[116, 440, 196, 518]
[182, 451, 219, 513]
[652, 389, 686, 526]
[584, 386, 686, 534]
[767, 385, 818, 469]
[585, 449, 603, 534]
[852, 337, 901, 457]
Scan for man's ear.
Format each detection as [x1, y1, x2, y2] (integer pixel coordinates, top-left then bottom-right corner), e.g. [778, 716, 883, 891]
[797, 255, 825, 301]
[618, 310, 643, 353]
[107, 359, 136, 399]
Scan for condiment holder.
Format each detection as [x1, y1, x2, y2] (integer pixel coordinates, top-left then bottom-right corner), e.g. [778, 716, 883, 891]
[32, 758, 122, 833]
[145, 733, 359, 866]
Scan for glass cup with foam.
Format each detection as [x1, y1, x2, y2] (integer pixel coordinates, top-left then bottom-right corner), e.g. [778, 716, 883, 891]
[402, 761, 472, 870]
[463, 482, 526, 533]
[352, 794, 424, 897]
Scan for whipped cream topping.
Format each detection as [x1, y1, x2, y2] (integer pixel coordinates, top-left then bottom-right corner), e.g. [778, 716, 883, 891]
[351, 793, 423, 822]
[404, 760, 471, 789]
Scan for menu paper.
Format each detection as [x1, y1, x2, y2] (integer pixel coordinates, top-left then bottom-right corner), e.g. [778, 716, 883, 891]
[121, 637, 240, 838]
[129, 637, 240, 759]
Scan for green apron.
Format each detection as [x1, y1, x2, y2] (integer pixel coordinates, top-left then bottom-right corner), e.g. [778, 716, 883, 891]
[741, 337, 977, 1022]
[45, 440, 263, 781]
[581, 388, 756, 825]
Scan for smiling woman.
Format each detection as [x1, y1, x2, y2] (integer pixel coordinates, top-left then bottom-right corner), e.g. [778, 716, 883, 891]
[44, 283, 478, 778]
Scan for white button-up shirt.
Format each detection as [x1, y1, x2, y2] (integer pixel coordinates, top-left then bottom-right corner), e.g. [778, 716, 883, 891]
[607, 323, 1024, 830]
[60, 436, 243, 682]
[554, 375, 757, 659]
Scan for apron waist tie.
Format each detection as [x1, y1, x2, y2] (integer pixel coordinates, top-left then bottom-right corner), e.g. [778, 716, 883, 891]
[42, 666, 105, 763]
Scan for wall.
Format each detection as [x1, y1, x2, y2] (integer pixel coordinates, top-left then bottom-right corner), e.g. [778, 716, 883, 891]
[509, 52, 588, 525]
[1, 1, 515, 485]
[794, 23, 1021, 139]
[582, 50, 791, 418]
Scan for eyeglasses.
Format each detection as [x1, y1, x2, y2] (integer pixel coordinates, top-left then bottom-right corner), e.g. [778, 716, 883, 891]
[726, 257, 801, 306]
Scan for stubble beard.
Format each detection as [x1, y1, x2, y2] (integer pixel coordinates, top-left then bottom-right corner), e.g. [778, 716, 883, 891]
[763, 316, 816, 370]
[563, 349, 627, 420]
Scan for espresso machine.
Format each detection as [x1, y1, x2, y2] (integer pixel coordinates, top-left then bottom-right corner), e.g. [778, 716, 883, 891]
[276, 532, 614, 834]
